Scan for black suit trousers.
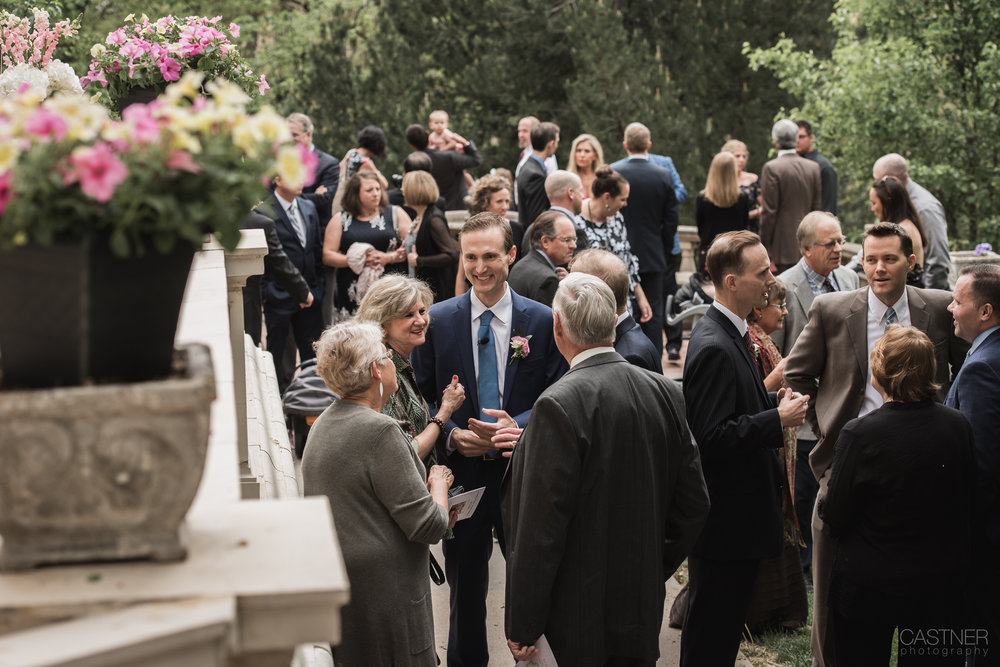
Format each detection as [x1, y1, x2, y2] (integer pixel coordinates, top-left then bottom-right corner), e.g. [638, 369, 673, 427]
[264, 301, 323, 392]
[680, 556, 760, 667]
[638, 271, 665, 355]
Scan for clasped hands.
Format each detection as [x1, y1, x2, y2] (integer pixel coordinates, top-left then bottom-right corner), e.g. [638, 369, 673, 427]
[776, 387, 809, 428]
[452, 408, 523, 458]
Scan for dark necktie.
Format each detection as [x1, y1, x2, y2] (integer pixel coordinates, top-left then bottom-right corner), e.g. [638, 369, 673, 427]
[884, 307, 897, 332]
[821, 277, 835, 293]
[477, 310, 500, 424]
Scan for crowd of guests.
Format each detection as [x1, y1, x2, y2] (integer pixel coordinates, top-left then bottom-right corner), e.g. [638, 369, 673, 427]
[240, 110, 999, 667]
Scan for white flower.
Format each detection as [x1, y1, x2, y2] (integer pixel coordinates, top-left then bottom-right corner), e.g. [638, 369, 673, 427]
[45, 60, 84, 96]
[90, 43, 106, 58]
[0, 64, 49, 99]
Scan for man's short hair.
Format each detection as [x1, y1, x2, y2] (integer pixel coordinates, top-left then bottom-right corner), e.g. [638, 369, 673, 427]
[863, 221, 913, 258]
[797, 211, 840, 249]
[959, 263, 1000, 314]
[795, 120, 813, 136]
[873, 153, 909, 181]
[705, 230, 762, 289]
[544, 170, 581, 201]
[530, 122, 560, 151]
[623, 122, 651, 153]
[552, 273, 617, 346]
[771, 119, 798, 149]
[461, 212, 514, 253]
[529, 210, 561, 249]
[405, 124, 429, 150]
[403, 151, 433, 173]
[356, 125, 387, 157]
[870, 325, 940, 403]
[570, 249, 629, 312]
[287, 112, 313, 133]
[402, 170, 440, 207]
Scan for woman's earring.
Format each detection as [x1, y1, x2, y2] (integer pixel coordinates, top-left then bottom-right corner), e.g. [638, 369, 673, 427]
[379, 382, 384, 398]
[606, 203, 611, 212]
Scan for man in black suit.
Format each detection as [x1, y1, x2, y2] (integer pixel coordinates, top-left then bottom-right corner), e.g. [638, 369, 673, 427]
[405, 123, 482, 210]
[610, 122, 679, 357]
[571, 248, 663, 373]
[255, 175, 326, 392]
[507, 211, 576, 307]
[287, 113, 339, 229]
[239, 210, 311, 347]
[502, 272, 709, 666]
[680, 230, 809, 667]
[516, 121, 559, 232]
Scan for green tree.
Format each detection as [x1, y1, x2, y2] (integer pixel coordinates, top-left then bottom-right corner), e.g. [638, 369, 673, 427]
[747, 0, 1000, 247]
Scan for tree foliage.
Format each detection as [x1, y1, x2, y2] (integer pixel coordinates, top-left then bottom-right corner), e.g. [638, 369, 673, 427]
[747, 0, 1000, 247]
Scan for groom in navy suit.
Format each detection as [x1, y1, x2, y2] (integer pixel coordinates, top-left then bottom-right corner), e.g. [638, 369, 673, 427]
[413, 212, 565, 667]
[946, 263, 1000, 665]
[255, 175, 325, 391]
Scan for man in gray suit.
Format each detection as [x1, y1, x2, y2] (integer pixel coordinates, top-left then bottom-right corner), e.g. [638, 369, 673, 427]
[873, 153, 952, 290]
[502, 273, 709, 666]
[507, 210, 577, 307]
[760, 119, 821, 274]
[784, 222, 967, 667]
[772, 211, 858, 577]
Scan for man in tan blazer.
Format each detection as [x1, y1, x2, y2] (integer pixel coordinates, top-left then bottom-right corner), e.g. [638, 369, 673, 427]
[760, 119, 821, 273]
[784, 222, 967, 667]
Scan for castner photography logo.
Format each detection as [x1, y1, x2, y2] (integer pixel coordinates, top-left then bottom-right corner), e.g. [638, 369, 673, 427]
[899, 628, 990, 658]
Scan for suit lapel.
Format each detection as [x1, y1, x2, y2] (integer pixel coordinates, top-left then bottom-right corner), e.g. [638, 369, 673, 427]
[503, 291, 529, 408]
[906, 285, 930, 332]
[792, 276, 814, 322]
[451, 295, 479, 414]
[272, 195, 302, 249]
[846, 289, 870, 381]
[708, 308, 768, 403]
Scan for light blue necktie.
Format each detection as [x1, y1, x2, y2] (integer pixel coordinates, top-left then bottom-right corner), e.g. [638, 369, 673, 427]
[477, 310, 500, 424]
[884, 307, 897, 332]
[287, 203, 307, 246]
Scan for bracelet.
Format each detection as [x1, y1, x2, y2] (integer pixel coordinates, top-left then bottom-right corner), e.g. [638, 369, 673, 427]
[429, 417, 445, 430]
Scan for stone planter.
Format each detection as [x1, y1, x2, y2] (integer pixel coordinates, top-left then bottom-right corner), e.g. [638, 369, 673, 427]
[950, 249, 1000, 286]
[0, 344, 215, 570]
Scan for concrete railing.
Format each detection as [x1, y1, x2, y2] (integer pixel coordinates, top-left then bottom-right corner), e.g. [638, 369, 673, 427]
[245, 335, 300, 500]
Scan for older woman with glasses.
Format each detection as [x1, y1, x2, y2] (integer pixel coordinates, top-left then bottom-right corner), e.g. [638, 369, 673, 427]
[745, 278, 809, 631]
[303, 320, 457, 666]
[820, 325, 974, 665]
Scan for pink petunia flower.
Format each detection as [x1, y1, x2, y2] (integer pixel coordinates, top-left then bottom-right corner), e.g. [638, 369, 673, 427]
[0, 172, 11, 216]
[158, 56, 181, 81]
[166, 149, 201, 174]
[106, 29, 126, 46]
[298, 143, 318, 188]
[24, 107, 68, 141]
[229, 22, 240, 37]
[122, 104, 161, 144]
[257, 74, 269, 95]
[67, 142, 127, 202]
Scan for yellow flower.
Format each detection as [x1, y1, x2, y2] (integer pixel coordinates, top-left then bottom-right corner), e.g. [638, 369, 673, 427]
[275, 144, 307, 190]
[46, 95, 108, 141]
[0, 141, 19, 172]
[90, 43, 106, 58]
[248, 106, 289, 142]
[140, 13, 149, 22]
[124, 13, 135, 21]
[165, 71, 205, 102]
[204, 78, 249, 109]
[232, 123, 259, 157]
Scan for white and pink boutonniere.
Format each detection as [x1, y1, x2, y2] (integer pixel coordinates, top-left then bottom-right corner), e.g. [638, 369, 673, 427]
[509, 334, 532, 365]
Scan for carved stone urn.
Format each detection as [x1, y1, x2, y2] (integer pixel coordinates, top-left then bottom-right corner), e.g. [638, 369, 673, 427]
[0, 344, 214, 570]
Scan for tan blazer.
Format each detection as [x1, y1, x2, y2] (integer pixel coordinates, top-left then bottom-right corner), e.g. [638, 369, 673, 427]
[760, 154, 821, 267]
[783, 285, 968, 479]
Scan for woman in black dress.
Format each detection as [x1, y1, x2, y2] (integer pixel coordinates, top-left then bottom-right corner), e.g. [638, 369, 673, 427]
[401, 171, 459, 302]
[820, 325, 975, 666]
[323, 170, 412, 320]
[695, 151, 751, 275]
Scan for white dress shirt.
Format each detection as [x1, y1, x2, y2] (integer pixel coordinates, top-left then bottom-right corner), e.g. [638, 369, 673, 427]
[861, 289, 911, 416]
[469, 284, 513, 397]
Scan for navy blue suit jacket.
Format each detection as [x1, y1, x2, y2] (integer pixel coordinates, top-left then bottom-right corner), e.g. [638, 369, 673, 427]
[610, 157, 679, 274]
[682, 306, 783, 560]
[412, 287, 566, 455]
[946, 327, 1000, 547]
[300, 149, 340, 229]
[256, 193, 325, 311]
[516, 156, 549, 231]
[614, 313, 663, 373]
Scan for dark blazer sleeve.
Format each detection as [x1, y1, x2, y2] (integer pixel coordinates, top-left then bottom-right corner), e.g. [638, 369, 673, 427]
[818, 419, 864, 538]
[660, 181, 679, 256]
[300, 150, 340, 226]
[243, 210, 310, 303]
[417, 211, 459, 268]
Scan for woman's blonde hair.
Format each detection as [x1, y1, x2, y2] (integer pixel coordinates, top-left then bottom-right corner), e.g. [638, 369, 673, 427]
[402, 170, 440, 208]
[721, 139, 748, 157]
[356, 275, 433, 335]
[703, 151, 740, 208]
[313, 321, 384, 397]
[568, 134, 604, 176]
[870, 325, 940, 403]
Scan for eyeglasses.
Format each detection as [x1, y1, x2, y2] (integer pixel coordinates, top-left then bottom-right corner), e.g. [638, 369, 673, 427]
[815, 237, 846, 249]
[555, 236, 578, 244]
[377, 350, 392, 363]
[766, 302, 788, 311]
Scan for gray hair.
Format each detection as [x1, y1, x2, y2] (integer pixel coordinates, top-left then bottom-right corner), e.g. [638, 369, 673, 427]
[797, 211, 840, 249]
[771, 119, 798, 149]
[552, 273, 617, 346]
[873, 153, 909, 182]
[287, 112, 313, 134]
[356, 275, 433, 335]
[313, 321, 384, 397]
[544, 170, 581, 201]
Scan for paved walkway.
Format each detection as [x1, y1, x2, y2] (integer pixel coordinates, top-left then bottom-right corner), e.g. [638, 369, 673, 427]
[429, 542, 752, 666]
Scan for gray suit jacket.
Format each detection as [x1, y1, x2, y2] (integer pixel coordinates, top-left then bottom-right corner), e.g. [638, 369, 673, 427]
[503, 351, 709, 664]
[784, 285, 968, 479]
[907, 179, 951, 290]
[507, 249, 559, 307]
[760, 154, 821, 268]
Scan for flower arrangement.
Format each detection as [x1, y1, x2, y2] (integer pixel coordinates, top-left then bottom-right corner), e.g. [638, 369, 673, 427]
[0, 8, 83, 97]
[0, 71, 315, 257]
[82, 14, 269, 108]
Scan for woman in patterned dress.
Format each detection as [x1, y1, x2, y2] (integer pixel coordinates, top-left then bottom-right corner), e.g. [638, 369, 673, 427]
[722, 139, 762, 233]
[356, 275, 465, 467]
[576, 165, 652, 322]
[324, 170, 412, 320]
